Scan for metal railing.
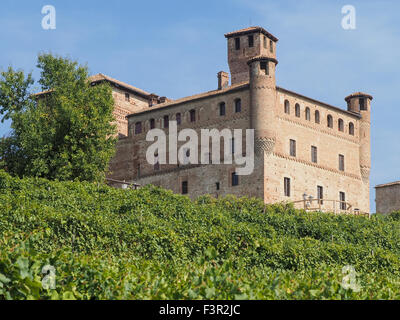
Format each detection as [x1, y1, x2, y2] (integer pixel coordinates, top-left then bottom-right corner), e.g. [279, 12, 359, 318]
[292, 198, 369, 217]
[105, 178, 141, 190]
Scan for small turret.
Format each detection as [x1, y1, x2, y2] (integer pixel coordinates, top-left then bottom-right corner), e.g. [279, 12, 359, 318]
[345, 92, 373, 212]
[248, 55, 278, 155]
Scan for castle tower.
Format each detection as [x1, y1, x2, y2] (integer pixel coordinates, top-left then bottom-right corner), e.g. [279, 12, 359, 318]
[248, 55, 278, 155]
[225, 27, 278, 85]
[345, 92, 373, 211]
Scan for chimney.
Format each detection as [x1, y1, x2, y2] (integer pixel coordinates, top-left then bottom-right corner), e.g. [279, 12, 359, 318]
[158, 96, 170, 104]
[148, 94, 159, 107]
[218, 71, 229, 90]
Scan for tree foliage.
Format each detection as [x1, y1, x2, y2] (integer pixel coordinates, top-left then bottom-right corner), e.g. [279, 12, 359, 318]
[0, 54, 116, 182]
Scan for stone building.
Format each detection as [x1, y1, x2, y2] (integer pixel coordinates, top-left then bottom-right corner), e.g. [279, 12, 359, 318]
[104, 26, 372, 213]
[375, 182, 400, 214]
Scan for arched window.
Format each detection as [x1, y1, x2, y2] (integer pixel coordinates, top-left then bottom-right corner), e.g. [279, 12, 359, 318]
[327, 115, 333, 128]
[149, 119, 155, 130]
[235, 99, 242, 113]
[219, 102, 226, 116]
[284, 100, 290, 114]
[349, 122, 355, 136]
[176, 113, 181, 125]
[163, 115, 169, 128]
[295, 103, 301, 117]
[135, 122, 142, 134]
[338, 119, 344, 132]
[190, 109, 196, 122]
[315, 110, 320, 124]
[305, 107, 311, 121]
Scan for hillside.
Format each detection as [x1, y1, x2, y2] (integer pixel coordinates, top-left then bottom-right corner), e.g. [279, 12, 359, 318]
[0, 170, 400, 300]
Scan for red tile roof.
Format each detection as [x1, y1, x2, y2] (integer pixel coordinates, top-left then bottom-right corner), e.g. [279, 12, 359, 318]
[345, 92, 373, 102]
[89, 73, 151, 97]
[375, 181, 400, 188]
[224, 26, 278, 42]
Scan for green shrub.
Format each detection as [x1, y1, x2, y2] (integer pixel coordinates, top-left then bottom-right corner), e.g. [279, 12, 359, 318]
[1, 170, 399, 299]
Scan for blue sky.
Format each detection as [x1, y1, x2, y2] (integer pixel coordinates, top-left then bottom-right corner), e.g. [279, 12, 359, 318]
[0, 0, 399, 211]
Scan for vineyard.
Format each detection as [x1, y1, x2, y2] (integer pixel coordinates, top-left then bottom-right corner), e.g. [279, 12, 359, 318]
[0, 169, 400, 300]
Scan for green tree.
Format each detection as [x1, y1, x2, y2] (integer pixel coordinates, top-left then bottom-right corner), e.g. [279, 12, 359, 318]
[0, 54, 117, 182]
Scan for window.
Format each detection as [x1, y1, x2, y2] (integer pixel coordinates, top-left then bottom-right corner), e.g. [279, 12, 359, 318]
[338, 119, 344, 132]
[176, 113, 181, 125]
[137, 164, 141, 179]
[315, 110, 320, 124]
[231, 138, 235, 154]
[349, 122, 354, 135]
[305, 107, 311, 121]
[203, 152, 212, 164]
[295, 104, 301, 117]
[135, 122, 142, 134]
[270, 40, 273, 53]
[248, 35, 254, 47]
[317, 186, 324, 205]
[154, 158, 160, 171]
[216, 182, 220, 191]
[183, 149, 190, 165]
[235, 99, 242, 113]
[360, 98, 367, 111]
[311, 146, 318, 163]
[339, 192, 346, 210]
[284, 177, 291, 197]
[284, 100, 290, 114]
[149, 118, 155, 129]
[260, 61, 268, 75]
[235, 37, 240, 50]
[190, 109, 196, 122]
[219, 102, 226, 116]
[339, 154, 345, 171]
[182, 181, 188, 194]
[263, 36, 267, 49]
[125, 93, 130, 102]
[290, 139, 296, 157]
[163, 115, 169, 128]
[327, 115, 333, 128]
[232, 172, 239, 186]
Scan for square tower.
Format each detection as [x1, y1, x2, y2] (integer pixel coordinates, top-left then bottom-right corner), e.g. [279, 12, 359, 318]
[225, 26, 278, 85]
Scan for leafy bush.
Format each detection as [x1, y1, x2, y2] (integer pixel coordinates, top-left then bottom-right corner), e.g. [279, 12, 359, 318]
[1, 170, 400, 299]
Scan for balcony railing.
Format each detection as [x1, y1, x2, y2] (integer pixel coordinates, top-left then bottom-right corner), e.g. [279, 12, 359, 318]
[291, 199, 370, 217]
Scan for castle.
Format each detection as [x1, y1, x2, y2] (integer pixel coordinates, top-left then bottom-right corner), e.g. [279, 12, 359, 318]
[102, 26, 372, 213]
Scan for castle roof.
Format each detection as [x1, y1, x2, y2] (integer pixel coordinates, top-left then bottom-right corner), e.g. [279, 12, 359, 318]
[127, 81, 249, 118]
[89, 73, 151, 98]
[126, 81, 361, 119]
[345, 92, 373, 102]
[33, 73, 153, 100]
[375, 181, 400, 188]
[277, 87, 361, 119]
[224, 26, 279, 42]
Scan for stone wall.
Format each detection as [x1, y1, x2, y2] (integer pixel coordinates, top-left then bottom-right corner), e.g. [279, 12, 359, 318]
[375, 183, 400, 214]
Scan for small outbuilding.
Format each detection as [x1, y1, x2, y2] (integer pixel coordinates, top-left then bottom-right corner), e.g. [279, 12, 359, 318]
[375, 181, 400, 214]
